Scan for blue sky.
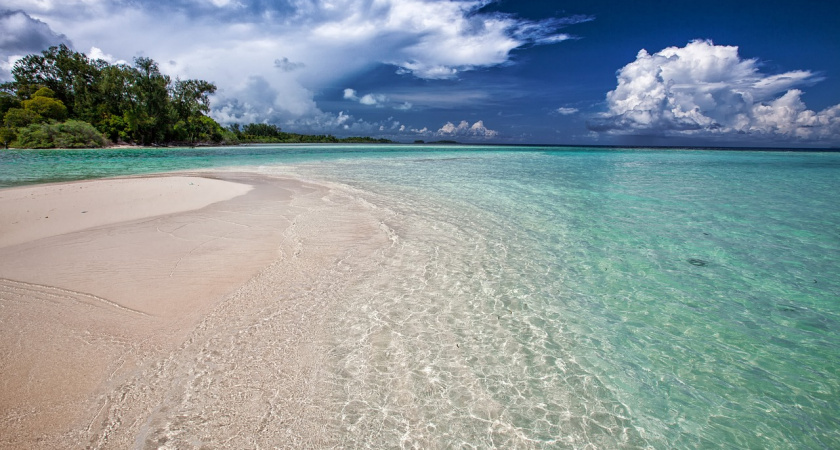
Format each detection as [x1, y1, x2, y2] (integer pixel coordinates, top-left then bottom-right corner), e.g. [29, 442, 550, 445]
[2, 0, 839, 147]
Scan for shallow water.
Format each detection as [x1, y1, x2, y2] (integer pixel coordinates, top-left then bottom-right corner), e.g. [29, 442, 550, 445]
[3, 146, 839, 447]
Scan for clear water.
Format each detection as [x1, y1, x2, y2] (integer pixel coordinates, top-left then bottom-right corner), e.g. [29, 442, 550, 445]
[3, 145, 839, 447]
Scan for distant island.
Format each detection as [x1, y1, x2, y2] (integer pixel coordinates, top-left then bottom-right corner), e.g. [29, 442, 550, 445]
[225, 123, 392, 145]
[0, 45, 392, 149]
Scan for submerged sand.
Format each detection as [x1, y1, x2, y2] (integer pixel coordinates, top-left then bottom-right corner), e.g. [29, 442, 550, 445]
[0, 172, 390, 448]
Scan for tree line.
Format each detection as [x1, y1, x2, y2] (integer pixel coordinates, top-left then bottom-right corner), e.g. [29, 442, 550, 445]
[1, 45, 222, 148]
[226, 123, 392, 144]
[1, 45, 392, 149]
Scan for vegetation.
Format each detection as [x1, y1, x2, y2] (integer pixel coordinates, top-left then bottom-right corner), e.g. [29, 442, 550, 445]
[15, 120, 107, 149]
[1, 45, 392, 149]
[225, 122, 393, 144]
[0, 45, 225, 148]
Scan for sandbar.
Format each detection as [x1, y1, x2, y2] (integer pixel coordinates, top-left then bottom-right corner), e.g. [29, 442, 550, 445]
[0, 171, 388, 447]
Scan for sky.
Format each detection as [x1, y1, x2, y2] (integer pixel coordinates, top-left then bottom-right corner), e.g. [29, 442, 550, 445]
[2, 0, 839, 147]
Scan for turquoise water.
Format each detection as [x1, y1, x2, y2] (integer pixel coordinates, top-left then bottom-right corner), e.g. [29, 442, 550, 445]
[3, 145, 839, 447]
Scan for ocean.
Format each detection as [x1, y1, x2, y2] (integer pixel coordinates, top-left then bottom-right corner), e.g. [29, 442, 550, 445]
[2, 145, 838, 447]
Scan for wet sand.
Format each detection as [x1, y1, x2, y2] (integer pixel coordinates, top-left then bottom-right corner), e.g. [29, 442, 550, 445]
[0, 172, 390, 448]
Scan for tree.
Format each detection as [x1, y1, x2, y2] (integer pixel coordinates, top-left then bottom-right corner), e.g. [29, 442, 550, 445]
[171, 78, 217, 142]
[95, 64, 138, 141]
[21, 88, 68, 121]
[3, 108, 41, 128]
[11, 44, 99, 118]
[242, 123, 282, 137]
[0, 126, 16, 148]
[124, 57, 172, 144]
[0, 91, 20, 117]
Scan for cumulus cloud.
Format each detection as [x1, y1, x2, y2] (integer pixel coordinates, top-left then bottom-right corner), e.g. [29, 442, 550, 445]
[345, 88, 387, 106]
[88, 46, 127, 65]
[360, 94, 387, 106]
[0, 9, 71, 80]
[213, 81, 412, 136]
[290, 110, 417, 136]
[556, 107, 578, 115]
[437, 120, 499, 138]
[343, 88, 359, 100]
[211, 75, 320, 125]
[590, 40, 840, 143]
[305, 0, 590, 80]
[0, 9, 70, 53]
[344, 88, 412, 109]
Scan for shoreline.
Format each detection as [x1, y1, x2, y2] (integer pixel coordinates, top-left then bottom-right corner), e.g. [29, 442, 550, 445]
[0, 170, 391, 447]
[4, 141, 839, 152]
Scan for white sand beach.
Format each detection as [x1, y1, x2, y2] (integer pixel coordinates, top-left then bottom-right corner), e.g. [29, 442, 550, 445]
[0, 172, 390, 448]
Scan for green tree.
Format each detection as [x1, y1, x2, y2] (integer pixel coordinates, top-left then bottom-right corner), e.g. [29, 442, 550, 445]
[11, 44, 99, 118]
[21, 90, 68, 121]
[4, 108, 41, 128]
[0, 126, 16, 148]
[93, 64, 138, 141]
[242, 122, 282, 137]
[30, 87, 56, 98]
[171, 78, 217, 142]
[0, 91, 21, 117]
[124, 57, 172, 144]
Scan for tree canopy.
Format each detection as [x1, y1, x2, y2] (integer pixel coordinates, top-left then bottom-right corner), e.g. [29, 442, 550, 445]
[2, 45, 222, 148]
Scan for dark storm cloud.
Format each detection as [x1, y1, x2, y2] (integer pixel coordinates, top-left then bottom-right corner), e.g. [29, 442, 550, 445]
[0, 9, 71, 54]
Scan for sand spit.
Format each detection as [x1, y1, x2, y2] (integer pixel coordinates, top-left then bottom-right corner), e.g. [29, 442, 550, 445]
[0, 176, 253, 249]
[0, 172, 390, 448]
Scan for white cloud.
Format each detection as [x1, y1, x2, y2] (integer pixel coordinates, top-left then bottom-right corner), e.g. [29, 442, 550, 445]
[202, 0, 242, 7]
[590, 39, 840, 143]
[0, 55, 22, 81]
[343, 88, 358, 100]
[396, 63, 459, 80]
[359, 93, 387, 106]
[344, 88, 412, 110]
[556, 107, 578, 115]
[88, 46, 127, 65]
[210, 75, 320, 125]
[437, 120, 499, 138]
[304, 0, 589, 79]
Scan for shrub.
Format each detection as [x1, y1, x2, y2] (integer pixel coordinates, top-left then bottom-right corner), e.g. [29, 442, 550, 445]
[4, 107, 41, 127]
[14, 120, 108, 148]
[55, 120, 108, 148]
[14, 123, 55, 148]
